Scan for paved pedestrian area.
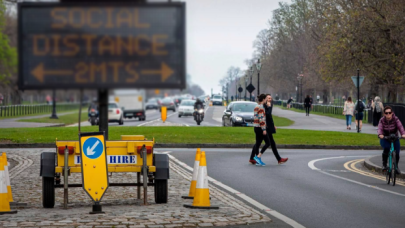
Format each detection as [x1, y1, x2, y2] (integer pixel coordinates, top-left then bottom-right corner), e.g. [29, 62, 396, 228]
[273, 107, 377, 134]
[0, 111, 77, 128]
[0, 149, 271, 228]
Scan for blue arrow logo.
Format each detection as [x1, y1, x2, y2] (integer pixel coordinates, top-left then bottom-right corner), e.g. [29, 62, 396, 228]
[83, 137, 103, 159]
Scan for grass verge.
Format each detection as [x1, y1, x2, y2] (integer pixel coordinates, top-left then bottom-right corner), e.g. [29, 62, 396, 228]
[271, 115, 294, 126]
[0, 126, 379, 146]
[18, 111, 88, 125]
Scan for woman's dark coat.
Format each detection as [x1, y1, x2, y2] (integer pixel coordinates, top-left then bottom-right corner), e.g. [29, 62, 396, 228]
[263, 103, 276, 134]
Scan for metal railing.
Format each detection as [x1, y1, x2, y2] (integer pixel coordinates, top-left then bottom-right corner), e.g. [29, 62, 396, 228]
[275, 101, 370, 123]
[0, 103, 84, 118]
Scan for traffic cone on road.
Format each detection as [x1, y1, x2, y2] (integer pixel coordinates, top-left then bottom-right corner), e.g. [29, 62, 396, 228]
[184, 151, 219, 209]
[182, 148, 201, 199]
[0, 156, 17, 215]
[2, 153, 13, 203]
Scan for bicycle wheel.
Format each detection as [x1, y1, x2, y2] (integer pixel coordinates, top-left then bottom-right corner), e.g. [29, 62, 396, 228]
[386, 169, 391, 184]
[392, 152, 397, 186]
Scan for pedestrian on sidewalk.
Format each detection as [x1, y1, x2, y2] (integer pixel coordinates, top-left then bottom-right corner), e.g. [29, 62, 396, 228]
[372, 96, 384, 129]
[343, 97, 355, 130]
[287, 97, 293, 109]
[354, 99, 366, 132]
[304, 95, 311, 116]
[377, 106, 405, 172]
[249, 94, 270, 166]
[261, 94, 288, 164]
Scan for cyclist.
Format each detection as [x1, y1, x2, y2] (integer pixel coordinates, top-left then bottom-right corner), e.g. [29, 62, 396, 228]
[377, 106, 405, 173]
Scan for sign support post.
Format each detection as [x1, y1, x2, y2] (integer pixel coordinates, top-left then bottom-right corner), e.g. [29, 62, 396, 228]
[357, 69, 360, 133]
[50, 89, 58, 119]
[98, 90, 109, 140]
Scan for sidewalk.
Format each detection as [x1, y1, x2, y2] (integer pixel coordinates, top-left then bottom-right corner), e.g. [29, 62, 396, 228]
[364, 155, 405, 178]
[273, 107, 377, 134]
[1, 149, 272, 227]
[0, 111, 77, 128]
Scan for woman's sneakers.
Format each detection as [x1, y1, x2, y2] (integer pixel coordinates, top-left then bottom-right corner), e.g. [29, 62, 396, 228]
[249, 159, 257, 165]
[278, 158, 288, 165]
[254, 156, 266, 166]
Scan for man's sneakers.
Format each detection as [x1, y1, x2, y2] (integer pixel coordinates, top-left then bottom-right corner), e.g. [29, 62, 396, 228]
[278, 158, 289, 165]
[249, 159, 257, 165]
[254, 156, 266, 166]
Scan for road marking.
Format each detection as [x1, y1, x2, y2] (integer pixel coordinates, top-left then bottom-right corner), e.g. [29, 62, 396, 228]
[344, 159, 405, 186]
[308, 156, 405, 197]
[138, 111, 177, 126]
[169, 154, 305, 228]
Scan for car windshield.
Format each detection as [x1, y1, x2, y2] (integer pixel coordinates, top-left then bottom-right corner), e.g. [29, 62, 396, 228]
[162, 98, 172, 103]
[108, 103, 118, 109]
[213, 96, 222, 99]
[232, 103, 256, 112]
[180, 101, 194, 106]
[148, 98, 157, 103]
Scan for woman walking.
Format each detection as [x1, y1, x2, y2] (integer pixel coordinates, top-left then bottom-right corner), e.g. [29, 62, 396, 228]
[263, 94, 288, 164]
[304, 95, 311, 116]
[372, 96, 384, 129]
[343, 97, 355, 130]
[249, 94, 270, 166]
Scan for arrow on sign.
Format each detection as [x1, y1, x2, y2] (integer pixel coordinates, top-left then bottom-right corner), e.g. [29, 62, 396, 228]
[31, 63, 73, 83]
[141, 62, 174, 82]
[86, 140, 100, 156]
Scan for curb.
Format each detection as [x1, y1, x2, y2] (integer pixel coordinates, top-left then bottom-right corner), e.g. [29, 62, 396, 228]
[0, 143, 404, 150]
[364, 156, 405, 179]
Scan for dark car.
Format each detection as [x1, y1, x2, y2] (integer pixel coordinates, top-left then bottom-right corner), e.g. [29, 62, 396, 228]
[159, 97, 176, 112]
[222, 101, 256, 127]
[146, 99, 159, 110]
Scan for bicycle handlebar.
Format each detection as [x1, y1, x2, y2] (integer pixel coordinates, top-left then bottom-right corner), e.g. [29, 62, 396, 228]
[383, 134, 402, 141]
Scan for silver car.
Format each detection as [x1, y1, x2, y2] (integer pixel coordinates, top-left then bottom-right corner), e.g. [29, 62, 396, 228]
[159, 97, 176, 112]
[178, 100, 195, 117]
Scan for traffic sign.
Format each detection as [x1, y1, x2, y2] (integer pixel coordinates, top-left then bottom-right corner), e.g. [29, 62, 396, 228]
[351, 76, 365, 87]
[79, 132, 109, 202]
[18, 2, 186, 90]
[246, 83, 255, 93]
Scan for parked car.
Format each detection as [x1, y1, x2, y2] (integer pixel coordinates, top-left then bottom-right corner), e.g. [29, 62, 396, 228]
[211, 95, 223, 106]
[108, 102, 124, 125]
[178, 100, 195, 117]
[222, 101, 256, 127]
[159, 97, 176, 112]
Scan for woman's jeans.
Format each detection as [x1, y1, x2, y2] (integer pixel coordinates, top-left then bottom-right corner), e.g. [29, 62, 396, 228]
[305, 106, 310, 115]
[250, 128, 281, 161]
[380, 138, 400, 165]
[345, 115, 352, 126]
[250, 127, 270, 159]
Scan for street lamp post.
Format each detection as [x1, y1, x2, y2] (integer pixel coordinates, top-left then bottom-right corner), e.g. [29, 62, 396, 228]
[297, 72, 304, 103]
[235, 78, 237, 101]
[244, 74, 248, 101]
[226, 83, 229, 104]
[249, 66, 254, 101]
[256, 59, 262, 95]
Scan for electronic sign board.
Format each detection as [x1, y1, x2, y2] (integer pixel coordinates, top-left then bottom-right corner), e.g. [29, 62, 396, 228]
[18, 2, 186, 90]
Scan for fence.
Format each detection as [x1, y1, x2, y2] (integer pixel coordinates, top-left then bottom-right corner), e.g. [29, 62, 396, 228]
[0, 103, 84, 118]
[275, 101, 370, 123]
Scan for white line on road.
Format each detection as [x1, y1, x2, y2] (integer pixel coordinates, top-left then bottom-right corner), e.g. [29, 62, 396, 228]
[169, 154, 305, 228]
[308, 156, 405, 197]
[138, 111, 178, 126]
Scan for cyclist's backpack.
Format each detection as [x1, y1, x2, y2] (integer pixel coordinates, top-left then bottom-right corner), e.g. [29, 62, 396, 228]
[358, 101, 365, 112]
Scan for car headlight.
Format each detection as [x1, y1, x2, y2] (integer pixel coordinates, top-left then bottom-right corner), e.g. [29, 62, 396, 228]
[198, 110, 204, 113]
[235, 117, 243, 122]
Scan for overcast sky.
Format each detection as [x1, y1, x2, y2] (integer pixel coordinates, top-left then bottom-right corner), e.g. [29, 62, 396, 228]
[183, 0, 289, 95]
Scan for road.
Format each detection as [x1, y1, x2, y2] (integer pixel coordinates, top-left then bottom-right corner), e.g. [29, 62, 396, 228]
[167, 148, 405, 228]
[70, 105, 225, 127]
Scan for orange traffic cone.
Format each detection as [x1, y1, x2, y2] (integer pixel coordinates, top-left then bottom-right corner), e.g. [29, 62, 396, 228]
[182, 148, 201, 199]
[0, 156, 17, 215]
[184, 151, 218, 209]
[2, 153, 13, 203]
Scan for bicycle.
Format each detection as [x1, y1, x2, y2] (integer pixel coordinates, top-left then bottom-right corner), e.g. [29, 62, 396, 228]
[384, 134, 401, 186]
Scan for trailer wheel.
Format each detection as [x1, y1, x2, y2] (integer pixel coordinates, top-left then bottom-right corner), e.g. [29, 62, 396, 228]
[42, 177, 55, 208]
[154, 179, 168, 204]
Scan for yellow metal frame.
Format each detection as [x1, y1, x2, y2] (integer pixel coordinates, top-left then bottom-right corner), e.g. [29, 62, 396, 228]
[55, 137, 156, 174]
